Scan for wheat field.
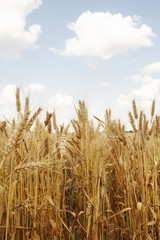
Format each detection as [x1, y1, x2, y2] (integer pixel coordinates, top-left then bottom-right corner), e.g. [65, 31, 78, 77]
[0, 88, 160, 240]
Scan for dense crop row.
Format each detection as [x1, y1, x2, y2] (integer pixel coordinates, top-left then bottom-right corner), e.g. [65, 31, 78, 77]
[0, 88, 160, 239]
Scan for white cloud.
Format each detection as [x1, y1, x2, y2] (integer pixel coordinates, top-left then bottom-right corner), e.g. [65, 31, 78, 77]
[117, 75, 160, 125]
[50, 94, 74, 108]
[118, 78, 160, 108]
[100, 82, 109, 87]
[25, 83, 45, 93]
[115, 72, 160, 130]
[0, 0, 42, 57]
[127, 74, 154, 84]
[0, 84, 17, 119]
[46, 94, 75, 126]
[52, 11, 155, 59]
[141, 62, 160, 74]
[0, 84, 17, 104]
[133, 15, 142, 23]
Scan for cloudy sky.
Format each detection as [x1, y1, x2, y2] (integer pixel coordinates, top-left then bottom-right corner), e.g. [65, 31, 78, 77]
[0, 0, 160, 128]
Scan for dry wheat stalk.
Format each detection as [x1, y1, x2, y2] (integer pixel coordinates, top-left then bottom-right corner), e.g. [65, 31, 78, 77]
[1, 94, 160, 239]
[52, 110, 57, 131]
[0, 185, 6, 225]
[24, 96, 30, 116]
[4, 115, 28, 158]
[155, 115, 160, 137]
[44, 112, 52, 127]
[44, 136, 49, 156]
[86, 197, 94, 216]
[128, 112, 136, 132]
[13, 160, 52, 172]
[151, 100, 155, 118]
[139, 111, 143, 132]
[149, 119, 155, 136]
[64, 123, 70, 135]
[133, 99, 138, 119]
[26, 107, 42, 131]
[2, 112, 29, 176]
[16, 87, 21, 113]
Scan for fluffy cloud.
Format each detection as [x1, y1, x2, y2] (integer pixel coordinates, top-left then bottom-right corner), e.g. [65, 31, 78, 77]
[49, 94, 74, 108]
[52, 11, 155, 59]
[45, 94, 75, 126]
[0, 0, 42, 57]
[117, 74, 160, 125]
[25, 83, 45, 93]
[118, 77, 160, 107]
[0, 84, 17, 104]
[116, 74, 160, 130]
[0, 84, 18, 118]
[140, 62, 160, 74]
[126, 74, 155, 84]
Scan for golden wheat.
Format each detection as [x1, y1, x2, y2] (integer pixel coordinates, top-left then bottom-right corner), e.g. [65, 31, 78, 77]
[0, 88, 160, 239]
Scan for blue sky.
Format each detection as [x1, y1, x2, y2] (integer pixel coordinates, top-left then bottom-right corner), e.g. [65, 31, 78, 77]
[0, 0, 160, 128]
